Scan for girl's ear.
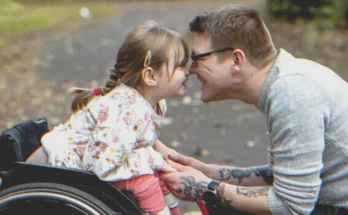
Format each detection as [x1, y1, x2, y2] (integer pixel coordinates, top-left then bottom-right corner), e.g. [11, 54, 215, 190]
[142, 67, 158, 86]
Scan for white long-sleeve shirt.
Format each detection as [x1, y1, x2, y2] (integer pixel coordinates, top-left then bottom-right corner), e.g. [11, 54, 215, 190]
[42, 84, 167, 182]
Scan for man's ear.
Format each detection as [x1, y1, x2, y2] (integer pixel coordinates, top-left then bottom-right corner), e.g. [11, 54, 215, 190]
[231, 49, 245, 73]
[142, 67, 158, 86]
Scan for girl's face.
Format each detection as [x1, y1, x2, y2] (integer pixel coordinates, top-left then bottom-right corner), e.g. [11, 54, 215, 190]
[157, 49, 189, 98]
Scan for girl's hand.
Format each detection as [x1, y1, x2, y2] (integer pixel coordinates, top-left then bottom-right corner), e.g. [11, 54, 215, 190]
[159, 159, 178, 173]
[168, 151, 211, 176]
[154, 139, 178, 160]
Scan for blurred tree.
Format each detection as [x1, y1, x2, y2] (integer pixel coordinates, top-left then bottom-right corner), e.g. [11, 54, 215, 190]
[267, 0, 348, 29]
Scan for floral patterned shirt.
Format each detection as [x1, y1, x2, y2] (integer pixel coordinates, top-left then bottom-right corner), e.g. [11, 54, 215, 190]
[41, 84, 167, 182]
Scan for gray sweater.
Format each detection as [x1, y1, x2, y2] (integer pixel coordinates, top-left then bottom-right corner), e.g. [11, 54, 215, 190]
[256, 49, 348, 215]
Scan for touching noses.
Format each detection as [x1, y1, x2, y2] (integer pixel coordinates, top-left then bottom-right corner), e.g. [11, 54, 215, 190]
[189, 63, 198, 74]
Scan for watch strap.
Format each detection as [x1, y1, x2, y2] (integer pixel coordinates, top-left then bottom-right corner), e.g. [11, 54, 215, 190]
[207, 180, 220, 192]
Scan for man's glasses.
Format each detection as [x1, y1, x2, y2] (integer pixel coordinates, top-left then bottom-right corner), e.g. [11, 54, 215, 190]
[190, 47, 234, 65]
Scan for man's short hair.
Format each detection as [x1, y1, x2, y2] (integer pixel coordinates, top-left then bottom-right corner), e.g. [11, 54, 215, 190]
[189, 5, 276, 67]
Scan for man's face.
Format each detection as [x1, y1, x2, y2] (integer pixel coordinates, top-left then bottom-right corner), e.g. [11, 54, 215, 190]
[189, 34, 237, 103]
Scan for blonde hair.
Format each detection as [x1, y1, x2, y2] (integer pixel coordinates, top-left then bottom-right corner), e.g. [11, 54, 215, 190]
[71, 20, 189, 112]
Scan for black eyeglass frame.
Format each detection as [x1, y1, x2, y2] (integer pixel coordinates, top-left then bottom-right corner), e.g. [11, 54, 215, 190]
[190, 47, 234, 64]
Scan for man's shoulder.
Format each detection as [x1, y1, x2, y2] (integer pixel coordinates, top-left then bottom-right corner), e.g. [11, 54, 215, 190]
[267, 74, 330, 114]
[272, 55, 347, 103]
[270, 74, 319, 94]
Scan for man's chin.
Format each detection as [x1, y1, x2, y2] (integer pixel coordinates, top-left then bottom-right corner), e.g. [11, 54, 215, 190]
[200, 93, 213, 103]
[200, 87, 223, 103]
[201, 93, 227, 103]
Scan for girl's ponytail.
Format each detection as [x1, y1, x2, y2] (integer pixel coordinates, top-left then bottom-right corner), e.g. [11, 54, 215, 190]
[70, 65, 122, 113]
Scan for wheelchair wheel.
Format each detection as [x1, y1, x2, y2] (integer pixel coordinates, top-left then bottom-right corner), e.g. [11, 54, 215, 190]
[0, 182, 116, 215]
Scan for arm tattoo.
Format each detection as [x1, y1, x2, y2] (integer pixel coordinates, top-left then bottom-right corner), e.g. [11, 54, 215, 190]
[236, 187, 269, 198]
[218, 166, 273, 185]
[176, 176, 208, 201]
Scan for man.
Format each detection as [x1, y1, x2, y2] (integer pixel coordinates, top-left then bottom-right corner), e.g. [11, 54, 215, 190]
[161, 5, 348, 215]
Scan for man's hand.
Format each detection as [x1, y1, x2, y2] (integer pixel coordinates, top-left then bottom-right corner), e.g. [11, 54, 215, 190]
[161, 160, 211, 202]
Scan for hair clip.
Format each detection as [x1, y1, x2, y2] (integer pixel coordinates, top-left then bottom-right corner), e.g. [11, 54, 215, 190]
[143, 50, 152, 68]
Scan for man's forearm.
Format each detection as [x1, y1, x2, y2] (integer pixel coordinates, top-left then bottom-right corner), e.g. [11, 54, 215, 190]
[172, 175, 272, 214]
[206, 165, 273, 186]
[217, 182, 272, 215]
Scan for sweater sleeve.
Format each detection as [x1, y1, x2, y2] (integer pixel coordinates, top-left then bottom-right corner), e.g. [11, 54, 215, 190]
[266, 75, 330, 215]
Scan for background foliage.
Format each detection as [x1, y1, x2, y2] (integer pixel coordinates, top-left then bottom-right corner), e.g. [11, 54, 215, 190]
[267, 0, 348, 30]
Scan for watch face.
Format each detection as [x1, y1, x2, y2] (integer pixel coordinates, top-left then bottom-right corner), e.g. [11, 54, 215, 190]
[203, 191, 219, 205]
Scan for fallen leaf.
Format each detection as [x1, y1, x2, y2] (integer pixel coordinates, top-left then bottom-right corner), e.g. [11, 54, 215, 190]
[246, 140, 256, 148]
[66, 47, 75, 55]
[184, 118, 191, 123]
[170, 141, 181, 148]
[100, 38, 114, 47]
[193, 91, 201, 99]
[194, 147, 210, 157]
[192, 107, 200, 114]
[232, 104, 244, 111]
[79, 7, 91, 19]
[182, 95, 192, 104]
[90, 80, 99, 88]
[89, 64, 97, 71]
[212, 120, 225, 129]
[160, 117, 173, 126]
[75, 63, 83, 72]
[191, 100, 202, 106]
[219, 129, 226, 136]
[223, 156, 233, 163]
[180, 132, 188, 141]
[168, 100, 180, 107]
[31, 58, 40, 66]
[45, 53, 55, 61]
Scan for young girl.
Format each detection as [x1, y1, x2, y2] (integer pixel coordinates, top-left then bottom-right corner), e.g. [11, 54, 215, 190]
[39, 20, 189, 215]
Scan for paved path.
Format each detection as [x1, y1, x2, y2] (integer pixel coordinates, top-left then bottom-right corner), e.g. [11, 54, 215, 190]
[33, 0, 268, 212]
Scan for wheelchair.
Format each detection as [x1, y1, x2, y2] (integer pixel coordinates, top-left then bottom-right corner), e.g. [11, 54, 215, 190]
[0, 118, 248, 215]
[0, 118, 144, 215]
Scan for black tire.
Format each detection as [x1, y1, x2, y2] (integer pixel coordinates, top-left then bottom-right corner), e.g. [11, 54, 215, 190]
[0, 182, 117, 215]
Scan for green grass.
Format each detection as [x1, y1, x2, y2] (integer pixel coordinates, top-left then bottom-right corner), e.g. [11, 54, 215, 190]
[0, 0, 118, 49]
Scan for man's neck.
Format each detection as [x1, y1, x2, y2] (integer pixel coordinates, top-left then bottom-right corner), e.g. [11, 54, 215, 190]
[231, 55, 278, 105]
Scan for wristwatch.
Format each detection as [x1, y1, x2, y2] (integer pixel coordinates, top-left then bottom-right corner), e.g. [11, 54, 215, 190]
[202, 180, 220, 205]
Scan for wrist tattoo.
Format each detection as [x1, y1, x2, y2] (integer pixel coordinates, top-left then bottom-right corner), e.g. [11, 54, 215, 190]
[255, 167, 273, 185]
[177, 176, 208, 201]
[217, 184, 232, 205]
[218, 166, 273, 185]
[236, 187, 269, 198]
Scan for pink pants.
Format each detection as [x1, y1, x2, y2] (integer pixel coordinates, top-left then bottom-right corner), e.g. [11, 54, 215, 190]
[112, 172, 180, 215]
